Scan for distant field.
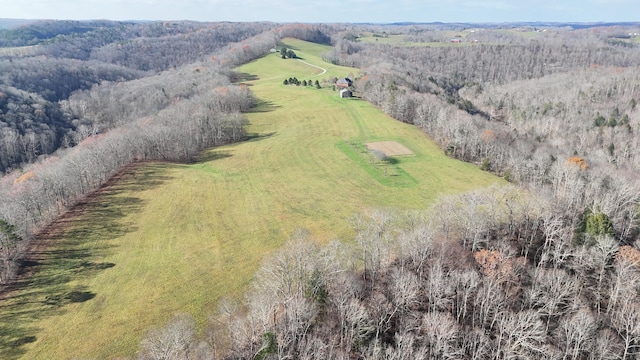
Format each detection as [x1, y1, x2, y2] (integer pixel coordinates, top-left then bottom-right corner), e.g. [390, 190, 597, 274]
[357, 29, 546, 46]
[498, 28, 543, 39]
[357, 31, 473, 47]
[1, 38, 501, 359]
[357, 33, 441, 46]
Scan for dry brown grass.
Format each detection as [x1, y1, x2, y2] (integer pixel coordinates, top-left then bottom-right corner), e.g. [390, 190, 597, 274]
[365, 141, 414, 156]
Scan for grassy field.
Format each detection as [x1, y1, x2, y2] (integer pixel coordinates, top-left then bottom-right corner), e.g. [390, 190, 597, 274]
[0, 38, 502, 359]
[356, 32, 468, 47]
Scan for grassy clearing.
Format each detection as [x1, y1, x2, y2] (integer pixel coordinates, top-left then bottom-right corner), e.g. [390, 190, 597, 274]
[356, 31, 478, 47]
[357, 33, 462, 47]
[0, 38, 502, 359]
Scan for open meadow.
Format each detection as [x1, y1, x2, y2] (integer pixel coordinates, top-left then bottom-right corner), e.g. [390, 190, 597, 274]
[0, 38, 501, 359]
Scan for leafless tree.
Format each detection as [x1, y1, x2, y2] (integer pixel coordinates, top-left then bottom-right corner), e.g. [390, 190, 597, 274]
[525, 267, 580, 331]
[494, 310, 547, 359]
[611, 295, 640, 359]
[421, 312, 462, 359]
[138, 314, 196, 360]
[555, 309, 597, 360]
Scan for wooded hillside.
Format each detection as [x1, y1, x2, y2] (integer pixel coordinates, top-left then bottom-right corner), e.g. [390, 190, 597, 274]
[1, 21, 640, 359]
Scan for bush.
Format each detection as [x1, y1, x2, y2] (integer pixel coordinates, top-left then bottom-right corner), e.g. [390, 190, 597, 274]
[480, 157, 491, 171]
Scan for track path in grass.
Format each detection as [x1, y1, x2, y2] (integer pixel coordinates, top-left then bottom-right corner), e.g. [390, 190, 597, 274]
[1, 38, 502, 360]
[296, 58, 327, 76]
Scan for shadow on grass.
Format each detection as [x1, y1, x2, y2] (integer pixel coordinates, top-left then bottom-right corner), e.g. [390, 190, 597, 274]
[244, 132, 278, 143]
[231, 72, 259, 83]
[0, 163, 174, 359]
[280, 43, 301, 51]
[246, 100, 281, 113]
[194, 150, 233, 163]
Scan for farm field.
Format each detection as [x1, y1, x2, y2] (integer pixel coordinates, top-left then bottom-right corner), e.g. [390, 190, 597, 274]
[356, 31, 474, 46]
[0, 38, 502, 359]
[356, 32, 447, 46]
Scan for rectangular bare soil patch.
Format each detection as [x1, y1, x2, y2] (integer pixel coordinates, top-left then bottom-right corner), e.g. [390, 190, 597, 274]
[365, 141, 414, 156]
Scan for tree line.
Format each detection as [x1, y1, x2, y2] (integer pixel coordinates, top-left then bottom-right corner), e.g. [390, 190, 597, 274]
[0, 21, 278, 174]
[329, 26, 640, 248]
[0, 25, 286, 285]
[0, 22, 333, 284]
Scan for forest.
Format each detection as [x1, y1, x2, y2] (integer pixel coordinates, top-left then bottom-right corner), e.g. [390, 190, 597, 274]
[1, 20, 640, 359]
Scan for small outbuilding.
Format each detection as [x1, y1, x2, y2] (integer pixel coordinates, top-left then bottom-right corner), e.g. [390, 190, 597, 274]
[340, 89, 352, 98]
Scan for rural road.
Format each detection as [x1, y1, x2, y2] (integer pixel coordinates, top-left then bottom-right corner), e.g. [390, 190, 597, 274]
[297, 59, 327, 77]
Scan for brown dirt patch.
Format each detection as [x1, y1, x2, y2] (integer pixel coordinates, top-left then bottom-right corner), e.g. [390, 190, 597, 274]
[365, 141, 414, 156]
[0, 161, 153, 297]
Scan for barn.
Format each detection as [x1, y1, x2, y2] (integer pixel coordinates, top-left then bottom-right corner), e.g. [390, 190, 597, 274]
[336, 78, 352, 88]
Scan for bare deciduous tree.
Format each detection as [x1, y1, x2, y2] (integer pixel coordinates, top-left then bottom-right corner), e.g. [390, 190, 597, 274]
[138, 314, 196, 360]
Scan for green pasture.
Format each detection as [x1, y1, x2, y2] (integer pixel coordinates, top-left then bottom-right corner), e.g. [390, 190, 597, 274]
[356, 33, 412, 45]
[0, 38, 501, 359]
[356, 32, 444, 47]
[356, 31, 473, 47]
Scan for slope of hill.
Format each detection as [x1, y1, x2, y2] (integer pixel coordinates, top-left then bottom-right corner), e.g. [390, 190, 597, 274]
[0, 20, 275, 175]
[0, 39, 501, 359]
[1, 22, 639, 360]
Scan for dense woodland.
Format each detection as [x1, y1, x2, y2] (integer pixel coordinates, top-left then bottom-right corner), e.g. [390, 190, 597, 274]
[2, 20, 640, 359]
[0, 20, 277, 174]
[328, 26, 640, 248]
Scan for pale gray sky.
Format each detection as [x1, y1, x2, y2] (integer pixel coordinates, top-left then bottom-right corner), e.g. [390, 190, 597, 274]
[1, 0, 638, 23]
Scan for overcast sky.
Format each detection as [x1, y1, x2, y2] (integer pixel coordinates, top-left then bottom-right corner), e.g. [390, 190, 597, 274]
[1, 0, 638, 23]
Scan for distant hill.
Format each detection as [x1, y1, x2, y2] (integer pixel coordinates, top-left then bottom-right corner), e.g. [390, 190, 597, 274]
[0, 19, 38, 30]
[376, 21, 640, 29]
[0, 19, 128, 47]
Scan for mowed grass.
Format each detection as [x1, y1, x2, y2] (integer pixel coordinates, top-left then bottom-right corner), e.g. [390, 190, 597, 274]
[0, 38, 502, 359]
[356, 32, 473, 47]
[357, 33, 454, 47]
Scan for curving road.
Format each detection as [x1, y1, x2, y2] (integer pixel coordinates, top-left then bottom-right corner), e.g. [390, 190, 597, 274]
[297, 58, 327, 77]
